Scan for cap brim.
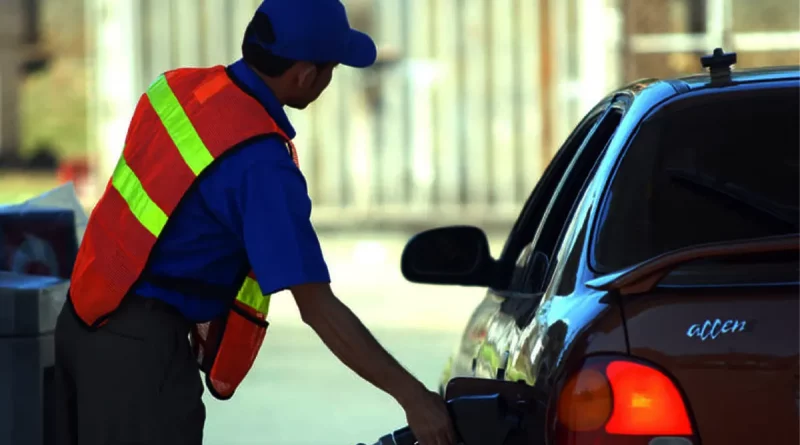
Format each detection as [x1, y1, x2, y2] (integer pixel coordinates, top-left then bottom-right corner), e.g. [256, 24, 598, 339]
[339, 29, 378, 68]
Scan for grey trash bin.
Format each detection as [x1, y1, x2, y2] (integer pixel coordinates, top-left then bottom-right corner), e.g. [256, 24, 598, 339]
[0, 271, 69, 445]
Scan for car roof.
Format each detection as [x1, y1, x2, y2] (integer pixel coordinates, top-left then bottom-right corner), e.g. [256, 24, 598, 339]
[621, 65, 800, 99]
[608, 63, 799, 119]
[676, 65, 800, 90]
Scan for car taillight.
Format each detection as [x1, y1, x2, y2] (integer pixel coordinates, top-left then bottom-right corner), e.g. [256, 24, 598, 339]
[552, 356, 697, 445]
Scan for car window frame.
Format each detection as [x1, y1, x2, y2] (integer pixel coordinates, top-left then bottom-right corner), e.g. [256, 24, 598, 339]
[520, 101, 626, 291]
[498, 96, 628, 324]
[494, 99, 612, 291]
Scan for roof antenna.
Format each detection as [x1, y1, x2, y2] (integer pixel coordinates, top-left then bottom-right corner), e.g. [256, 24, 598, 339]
[701, 48, 737, 86]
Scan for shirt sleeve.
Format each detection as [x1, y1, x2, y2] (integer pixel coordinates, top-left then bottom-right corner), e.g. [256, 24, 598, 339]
[236, 140, 331, 295]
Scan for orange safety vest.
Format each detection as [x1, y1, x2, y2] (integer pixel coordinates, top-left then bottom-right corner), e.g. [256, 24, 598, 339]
[69, 65, 299, 400]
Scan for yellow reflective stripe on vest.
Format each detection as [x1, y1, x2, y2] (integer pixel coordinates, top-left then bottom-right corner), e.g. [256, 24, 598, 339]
[236, 276, 271, 315]
[146, 74, 215, 176]
[111, 153, 168, 237]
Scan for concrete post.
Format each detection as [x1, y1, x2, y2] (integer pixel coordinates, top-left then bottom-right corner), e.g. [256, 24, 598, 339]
[86, 0, 140, 185]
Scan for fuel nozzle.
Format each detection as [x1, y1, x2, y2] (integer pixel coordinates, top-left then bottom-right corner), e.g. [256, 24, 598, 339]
[365, 393, 525, 445]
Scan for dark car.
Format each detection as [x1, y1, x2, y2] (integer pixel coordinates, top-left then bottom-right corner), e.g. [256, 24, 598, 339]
[401, 50, 799, 445]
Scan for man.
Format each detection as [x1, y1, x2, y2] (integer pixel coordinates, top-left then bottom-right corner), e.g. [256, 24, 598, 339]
[54, 1, 456, 444]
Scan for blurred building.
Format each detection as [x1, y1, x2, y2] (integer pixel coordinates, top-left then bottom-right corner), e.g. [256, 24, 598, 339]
[624, 0, 799, 79]
[84, 0, 798, 228]
[0, 0, 50, 164]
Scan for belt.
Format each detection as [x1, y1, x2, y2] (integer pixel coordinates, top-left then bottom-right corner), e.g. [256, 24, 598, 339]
[66, 291, 191, 333]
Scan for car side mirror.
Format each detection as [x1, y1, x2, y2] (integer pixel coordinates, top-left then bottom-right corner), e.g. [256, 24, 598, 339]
[401, 226, 496, 287]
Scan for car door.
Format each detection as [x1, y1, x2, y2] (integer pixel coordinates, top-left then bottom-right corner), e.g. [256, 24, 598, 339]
[466, 98, 627, 385]
[454, 98, 626, 384]
[443, 103, 609, 385]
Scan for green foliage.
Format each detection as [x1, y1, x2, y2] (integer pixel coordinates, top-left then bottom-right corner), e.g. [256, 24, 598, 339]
[20, 57, 88, 159]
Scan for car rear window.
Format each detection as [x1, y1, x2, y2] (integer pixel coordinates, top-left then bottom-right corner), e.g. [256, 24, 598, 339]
[593, 84, 799, 273]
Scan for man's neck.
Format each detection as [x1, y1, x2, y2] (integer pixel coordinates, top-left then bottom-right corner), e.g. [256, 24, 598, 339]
[247, 62, 288, 106]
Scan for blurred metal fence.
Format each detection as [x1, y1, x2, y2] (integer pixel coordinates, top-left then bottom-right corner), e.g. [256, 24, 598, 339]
[88, 0, 553, 228]
[86, 0, 796, 228]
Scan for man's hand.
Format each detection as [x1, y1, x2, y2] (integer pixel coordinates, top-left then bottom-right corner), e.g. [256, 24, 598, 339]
[400, 388, 457, 445]
[290, 282, 455, 445]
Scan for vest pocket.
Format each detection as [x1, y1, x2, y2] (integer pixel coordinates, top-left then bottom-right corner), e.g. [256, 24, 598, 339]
[189, 300, 268, 400]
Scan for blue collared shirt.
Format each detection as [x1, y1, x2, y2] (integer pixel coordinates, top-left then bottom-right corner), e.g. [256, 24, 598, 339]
[133, 59, 331, 322]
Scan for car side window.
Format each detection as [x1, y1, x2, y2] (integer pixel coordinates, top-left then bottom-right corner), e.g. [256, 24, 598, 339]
[500, 104, 609, 291]
[499, 103, 623, 325]
[518, 105, 624, 294]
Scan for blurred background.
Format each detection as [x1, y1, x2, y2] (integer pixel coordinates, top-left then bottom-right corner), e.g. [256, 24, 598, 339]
[0, 0, 797, 443]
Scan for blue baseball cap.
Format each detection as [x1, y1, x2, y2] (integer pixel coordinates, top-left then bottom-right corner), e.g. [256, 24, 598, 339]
[248, 0, 378, 68]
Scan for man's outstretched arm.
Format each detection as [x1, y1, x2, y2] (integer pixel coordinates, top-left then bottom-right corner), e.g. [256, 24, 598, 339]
[291, 282, 455, 445]
[233, 149, 454, 444]
[290, 282, 422, 400]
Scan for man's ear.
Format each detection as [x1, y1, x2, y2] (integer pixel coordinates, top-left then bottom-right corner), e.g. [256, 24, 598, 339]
[295, 63, 318, 88]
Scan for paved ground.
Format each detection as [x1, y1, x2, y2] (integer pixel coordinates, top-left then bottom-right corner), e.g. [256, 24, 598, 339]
[203, 324, 458, 445]
[202, 231, 509, 445]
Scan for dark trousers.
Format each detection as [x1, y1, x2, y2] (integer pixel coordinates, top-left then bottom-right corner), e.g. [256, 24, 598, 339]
[54, 295, 206, 445]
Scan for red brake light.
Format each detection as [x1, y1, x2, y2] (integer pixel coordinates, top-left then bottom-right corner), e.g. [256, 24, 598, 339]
[553, 357, 696, 445]
[605, 361, 692, 436]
